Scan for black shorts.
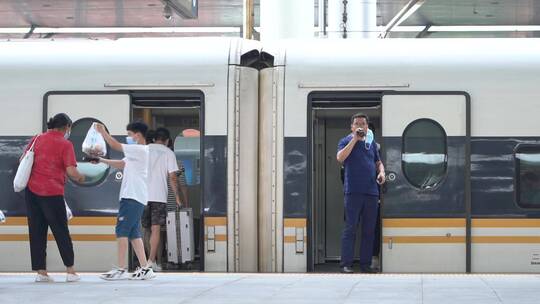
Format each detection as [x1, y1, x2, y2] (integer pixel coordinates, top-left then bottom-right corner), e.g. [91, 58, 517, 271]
[142, 202, 167, 228]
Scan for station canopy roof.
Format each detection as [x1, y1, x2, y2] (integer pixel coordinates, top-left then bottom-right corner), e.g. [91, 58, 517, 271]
[0, 0, 539, 39]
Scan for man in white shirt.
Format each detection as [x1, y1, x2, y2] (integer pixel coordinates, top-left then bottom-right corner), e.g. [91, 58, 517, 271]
[143, 128, 185, 270]
[94, 122, 155, 281]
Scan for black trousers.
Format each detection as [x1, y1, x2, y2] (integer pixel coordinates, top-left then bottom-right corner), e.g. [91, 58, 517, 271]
[25, 189, 74, 270]
[372, 203, 381, 256]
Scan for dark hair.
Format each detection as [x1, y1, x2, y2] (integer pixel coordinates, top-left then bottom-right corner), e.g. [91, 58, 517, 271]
[167, 136, 174, 150]
[145, 129, 156, 144]
[154, 128, 171, 142]
[46, 113, 72, 130]
[126, 121, 148, 137]
[351, 113, 369, 124]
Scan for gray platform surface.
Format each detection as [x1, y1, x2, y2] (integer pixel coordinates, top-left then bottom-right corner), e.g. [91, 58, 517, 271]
[1, 272, 539, 304]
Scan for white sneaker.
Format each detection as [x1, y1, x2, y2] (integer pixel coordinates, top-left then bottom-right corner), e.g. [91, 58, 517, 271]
[147, 261, 162, 272]
[35, 274, 54, 283]
[100, 267, 129, 281]
[130, 267, 156, 280]
[66, 273, 81, 282]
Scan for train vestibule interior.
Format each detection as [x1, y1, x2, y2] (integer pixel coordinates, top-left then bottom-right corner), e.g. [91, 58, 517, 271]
[131, 101, 202, 272]
[311, 104, 382, 272]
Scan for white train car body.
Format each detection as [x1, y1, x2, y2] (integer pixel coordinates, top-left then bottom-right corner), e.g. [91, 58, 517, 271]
[259, 39, 540, 273]
[0, 38, 260, 272]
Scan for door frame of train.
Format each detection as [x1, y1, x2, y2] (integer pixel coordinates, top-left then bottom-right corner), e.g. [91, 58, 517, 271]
[306, 90, 471, 273]
[43, 89, 206, 272]
[129, 90, 205, 272]
[306, 91, 384, 272]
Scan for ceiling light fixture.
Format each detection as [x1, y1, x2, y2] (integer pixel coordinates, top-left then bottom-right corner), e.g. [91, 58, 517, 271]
[0, 27, 241, 34]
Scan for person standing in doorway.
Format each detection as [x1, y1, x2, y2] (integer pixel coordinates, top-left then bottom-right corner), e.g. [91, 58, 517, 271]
[143, 128, 184, 271]
[337, 113, 385, 274]
[94, 122, 155, 280]
[23, 113, 85, 282]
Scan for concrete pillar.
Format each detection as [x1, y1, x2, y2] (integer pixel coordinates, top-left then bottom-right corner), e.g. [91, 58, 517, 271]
[260, 0, 315, 41]
[327, 0, 377, 38]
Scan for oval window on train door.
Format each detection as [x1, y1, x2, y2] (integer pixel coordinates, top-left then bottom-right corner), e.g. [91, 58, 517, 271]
[515, 144, 540, 208]
[68, 118, 110, 186]
[401, 118, 448, 190]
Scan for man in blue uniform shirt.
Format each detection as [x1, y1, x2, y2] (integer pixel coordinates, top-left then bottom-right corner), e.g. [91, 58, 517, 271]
[337, 113, 385, 273]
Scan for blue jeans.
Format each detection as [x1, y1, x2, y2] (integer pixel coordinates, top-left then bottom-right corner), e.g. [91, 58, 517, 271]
[340, 193, 378, 267]
[116, 199, 145, 240]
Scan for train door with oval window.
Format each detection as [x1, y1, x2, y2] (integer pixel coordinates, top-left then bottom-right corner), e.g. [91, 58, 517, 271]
[45, 92, 130, 271]
[381, 92, 470, 273]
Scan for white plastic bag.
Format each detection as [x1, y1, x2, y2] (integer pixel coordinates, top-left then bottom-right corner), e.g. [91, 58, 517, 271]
[0, 210, 5, 223]
[64, 200, 73, 221]
[82, 122, 107, 156]
[13, 136, 39, 192]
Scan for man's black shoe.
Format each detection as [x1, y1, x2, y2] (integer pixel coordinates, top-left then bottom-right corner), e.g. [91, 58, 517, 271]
[340, 266, 354, 274]
[359, 266, 377, 273]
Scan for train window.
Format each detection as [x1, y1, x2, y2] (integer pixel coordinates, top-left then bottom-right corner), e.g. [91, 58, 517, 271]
[68, 118, 110, 186]
[402, 119, 447, 190]
[174, 130, 201, 186]
[515, 145, 540, 208]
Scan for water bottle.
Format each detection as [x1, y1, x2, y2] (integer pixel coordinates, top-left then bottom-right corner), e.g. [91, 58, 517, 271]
[365, 128, 374, 150]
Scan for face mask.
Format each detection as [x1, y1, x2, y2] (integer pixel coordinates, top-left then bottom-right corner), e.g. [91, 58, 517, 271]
[126, 136, 137, 145]
[365, 129, 374, 150]
[64, 130, 71, 140]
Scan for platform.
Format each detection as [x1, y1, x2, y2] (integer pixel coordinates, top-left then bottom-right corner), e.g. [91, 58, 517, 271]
[1, 272, 539, 304]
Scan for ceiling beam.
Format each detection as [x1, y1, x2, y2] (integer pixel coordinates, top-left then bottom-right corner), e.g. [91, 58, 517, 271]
[379, 0, 425, 38]
[23, 24, 35, 39]
[415, 24, 431, 38]
[243, 0, 255, 39]
[0, 27, 241, 35]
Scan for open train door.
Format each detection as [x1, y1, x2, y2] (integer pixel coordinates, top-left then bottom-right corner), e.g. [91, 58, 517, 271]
[381, 92, 470, 273]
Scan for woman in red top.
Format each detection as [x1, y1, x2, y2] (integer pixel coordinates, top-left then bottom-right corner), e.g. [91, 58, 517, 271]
[23, 113, 85, 282]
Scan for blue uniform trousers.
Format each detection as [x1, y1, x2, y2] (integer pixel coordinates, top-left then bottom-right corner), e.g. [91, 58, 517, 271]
[340, 193, 378, 267]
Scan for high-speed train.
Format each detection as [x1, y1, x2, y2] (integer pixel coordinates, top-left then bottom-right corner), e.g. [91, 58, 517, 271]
[0, 37, 539, 274]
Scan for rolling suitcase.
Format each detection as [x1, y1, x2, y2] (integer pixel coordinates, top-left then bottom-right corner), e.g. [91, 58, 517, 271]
[166, 207, 195, 265]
